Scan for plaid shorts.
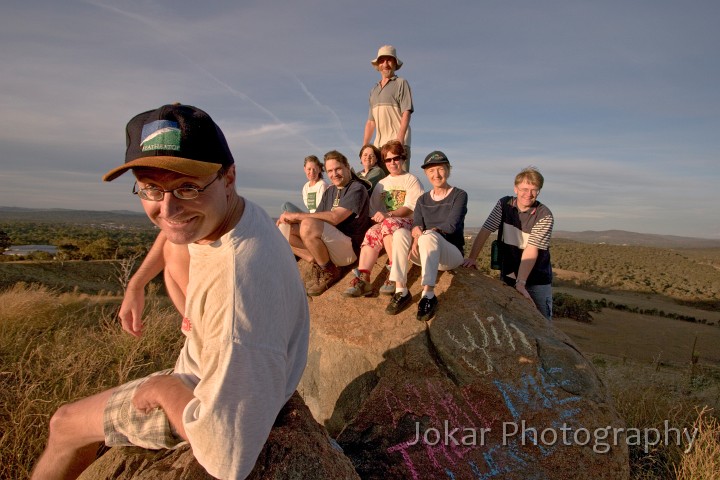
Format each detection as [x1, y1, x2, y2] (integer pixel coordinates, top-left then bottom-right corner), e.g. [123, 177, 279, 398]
[103, 369, 185, 450]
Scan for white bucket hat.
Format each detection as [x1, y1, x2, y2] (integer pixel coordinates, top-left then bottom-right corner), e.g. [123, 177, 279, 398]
[371, 45, 403, 70]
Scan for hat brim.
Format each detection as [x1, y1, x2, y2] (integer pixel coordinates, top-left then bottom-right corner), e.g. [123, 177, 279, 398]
[371, 58, 403, 70]
[102, 157, 223, 182]
[421, 161, 450, 170]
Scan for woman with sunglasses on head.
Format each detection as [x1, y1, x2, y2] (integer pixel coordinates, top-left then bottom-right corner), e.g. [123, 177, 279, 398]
[343, 140, 424, 298]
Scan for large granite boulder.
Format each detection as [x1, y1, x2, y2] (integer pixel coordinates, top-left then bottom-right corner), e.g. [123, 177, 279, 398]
[299, 256, 629, 479]
[78, 392, 359, 480]
[79, 255, 628, 479]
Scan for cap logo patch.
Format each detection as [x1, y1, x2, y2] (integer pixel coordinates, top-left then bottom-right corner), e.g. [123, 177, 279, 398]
[141, 120, 181, 152]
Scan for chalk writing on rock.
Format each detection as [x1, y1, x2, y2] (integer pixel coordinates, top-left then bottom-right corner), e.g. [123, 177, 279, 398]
[445, 313, 533, 376]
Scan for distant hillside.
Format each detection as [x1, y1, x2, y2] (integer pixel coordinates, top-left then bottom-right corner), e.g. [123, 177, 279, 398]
[553, 230, 720, 249]
[0, 206, 148, 227]
[3, 207, 719, 249]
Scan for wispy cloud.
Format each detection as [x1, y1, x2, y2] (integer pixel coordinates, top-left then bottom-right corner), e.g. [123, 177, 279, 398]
[1, 0, 718, 238]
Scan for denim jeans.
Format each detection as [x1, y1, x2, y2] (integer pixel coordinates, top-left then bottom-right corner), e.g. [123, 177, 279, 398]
[526, 283, 553, 321]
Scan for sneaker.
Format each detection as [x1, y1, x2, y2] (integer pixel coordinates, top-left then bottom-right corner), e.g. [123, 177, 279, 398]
[379, 264, 395, 295]
[379, 279, 395, 295]
[416, 295, 438, 322]
[343, 269, 373, 297]
[385, 291, 412, 315]
[307, 263, 342, 296]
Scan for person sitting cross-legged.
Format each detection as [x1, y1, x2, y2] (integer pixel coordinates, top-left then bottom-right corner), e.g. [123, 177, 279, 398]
[386, 151, 468, 321]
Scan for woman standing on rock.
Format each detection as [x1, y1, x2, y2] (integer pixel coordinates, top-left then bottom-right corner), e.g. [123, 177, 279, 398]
[385, 151, 468, 321]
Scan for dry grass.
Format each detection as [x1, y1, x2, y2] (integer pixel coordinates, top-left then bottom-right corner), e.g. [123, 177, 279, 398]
[591, 355, 720, 479]
[0, 283, 182, 478]
[674, 406, 720, 480]
[558, 304, 720, 478]
[2, 282, 719, 478]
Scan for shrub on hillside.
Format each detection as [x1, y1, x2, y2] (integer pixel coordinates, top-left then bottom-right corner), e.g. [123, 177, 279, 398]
[553, 292, 599, 322]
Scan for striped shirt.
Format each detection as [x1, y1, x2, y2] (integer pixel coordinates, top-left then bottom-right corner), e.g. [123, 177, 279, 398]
[482, 196, 554, 286]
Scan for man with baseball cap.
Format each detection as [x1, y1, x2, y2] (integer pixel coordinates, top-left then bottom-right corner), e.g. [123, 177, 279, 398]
[363, 45, 414, 172]
[32, 104, 310, 479]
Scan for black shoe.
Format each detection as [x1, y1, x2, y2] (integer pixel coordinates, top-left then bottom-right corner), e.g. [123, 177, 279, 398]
[385, 291, 412, 315]
[416, 295, 438, 321]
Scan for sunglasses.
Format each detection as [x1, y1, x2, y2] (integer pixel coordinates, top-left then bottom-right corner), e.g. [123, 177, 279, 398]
[384, 155, 405, 163]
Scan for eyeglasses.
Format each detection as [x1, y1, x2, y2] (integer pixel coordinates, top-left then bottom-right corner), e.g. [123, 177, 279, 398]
[133, 174, 221, 201]
[384, 155, 405, 163]
[517, 187, 540, 195]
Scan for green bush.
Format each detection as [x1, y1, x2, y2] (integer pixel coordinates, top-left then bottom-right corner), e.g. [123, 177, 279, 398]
[553, 292, 599, 322]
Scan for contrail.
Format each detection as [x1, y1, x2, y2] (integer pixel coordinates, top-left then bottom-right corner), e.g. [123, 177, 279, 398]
[292, 73, 357, 153]
[84, 0, 320, 151]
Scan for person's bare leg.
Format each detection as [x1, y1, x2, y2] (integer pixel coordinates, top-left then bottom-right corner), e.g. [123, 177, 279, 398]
[299, 218, 331, 265]
[163, 241, 189, 316]
[287, 225, 316, 263]
[32, 388, 115, 480]
[357, 246, 378, 272]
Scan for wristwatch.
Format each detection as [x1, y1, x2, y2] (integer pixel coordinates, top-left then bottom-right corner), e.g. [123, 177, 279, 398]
[516, 279, 526, 287]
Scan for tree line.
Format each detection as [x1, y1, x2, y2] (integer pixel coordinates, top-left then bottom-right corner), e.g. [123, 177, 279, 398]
[0, 222, 157, 261]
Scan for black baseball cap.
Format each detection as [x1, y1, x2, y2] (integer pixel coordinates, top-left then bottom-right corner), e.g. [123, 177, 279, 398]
[103, 103, 234, 182]
[421, 150, 450, 169]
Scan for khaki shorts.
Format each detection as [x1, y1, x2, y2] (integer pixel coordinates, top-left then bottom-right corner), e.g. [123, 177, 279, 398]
[321, 223, 357, 267]
[103, 369, 185, 450]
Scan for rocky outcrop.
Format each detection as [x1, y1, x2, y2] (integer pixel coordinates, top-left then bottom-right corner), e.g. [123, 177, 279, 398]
[78, 392, 359, 480]
[296, 259, 426, 435]
[299, 256, 629, 479]
[80, 255, 628, 479]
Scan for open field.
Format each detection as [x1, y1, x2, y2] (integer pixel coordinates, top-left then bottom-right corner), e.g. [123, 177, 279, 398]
[555, 309, 720, 367]
[555, 284, 720, 325]
[551, 241, 720, 311]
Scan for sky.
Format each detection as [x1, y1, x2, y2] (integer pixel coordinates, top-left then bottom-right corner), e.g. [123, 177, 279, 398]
[1, 1, 719, 238]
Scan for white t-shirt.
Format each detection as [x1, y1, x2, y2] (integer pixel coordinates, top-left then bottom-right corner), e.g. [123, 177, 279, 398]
[369, 172, 424, 216]
[302, 180, 327, 213]
[177, 200, 309, 479]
